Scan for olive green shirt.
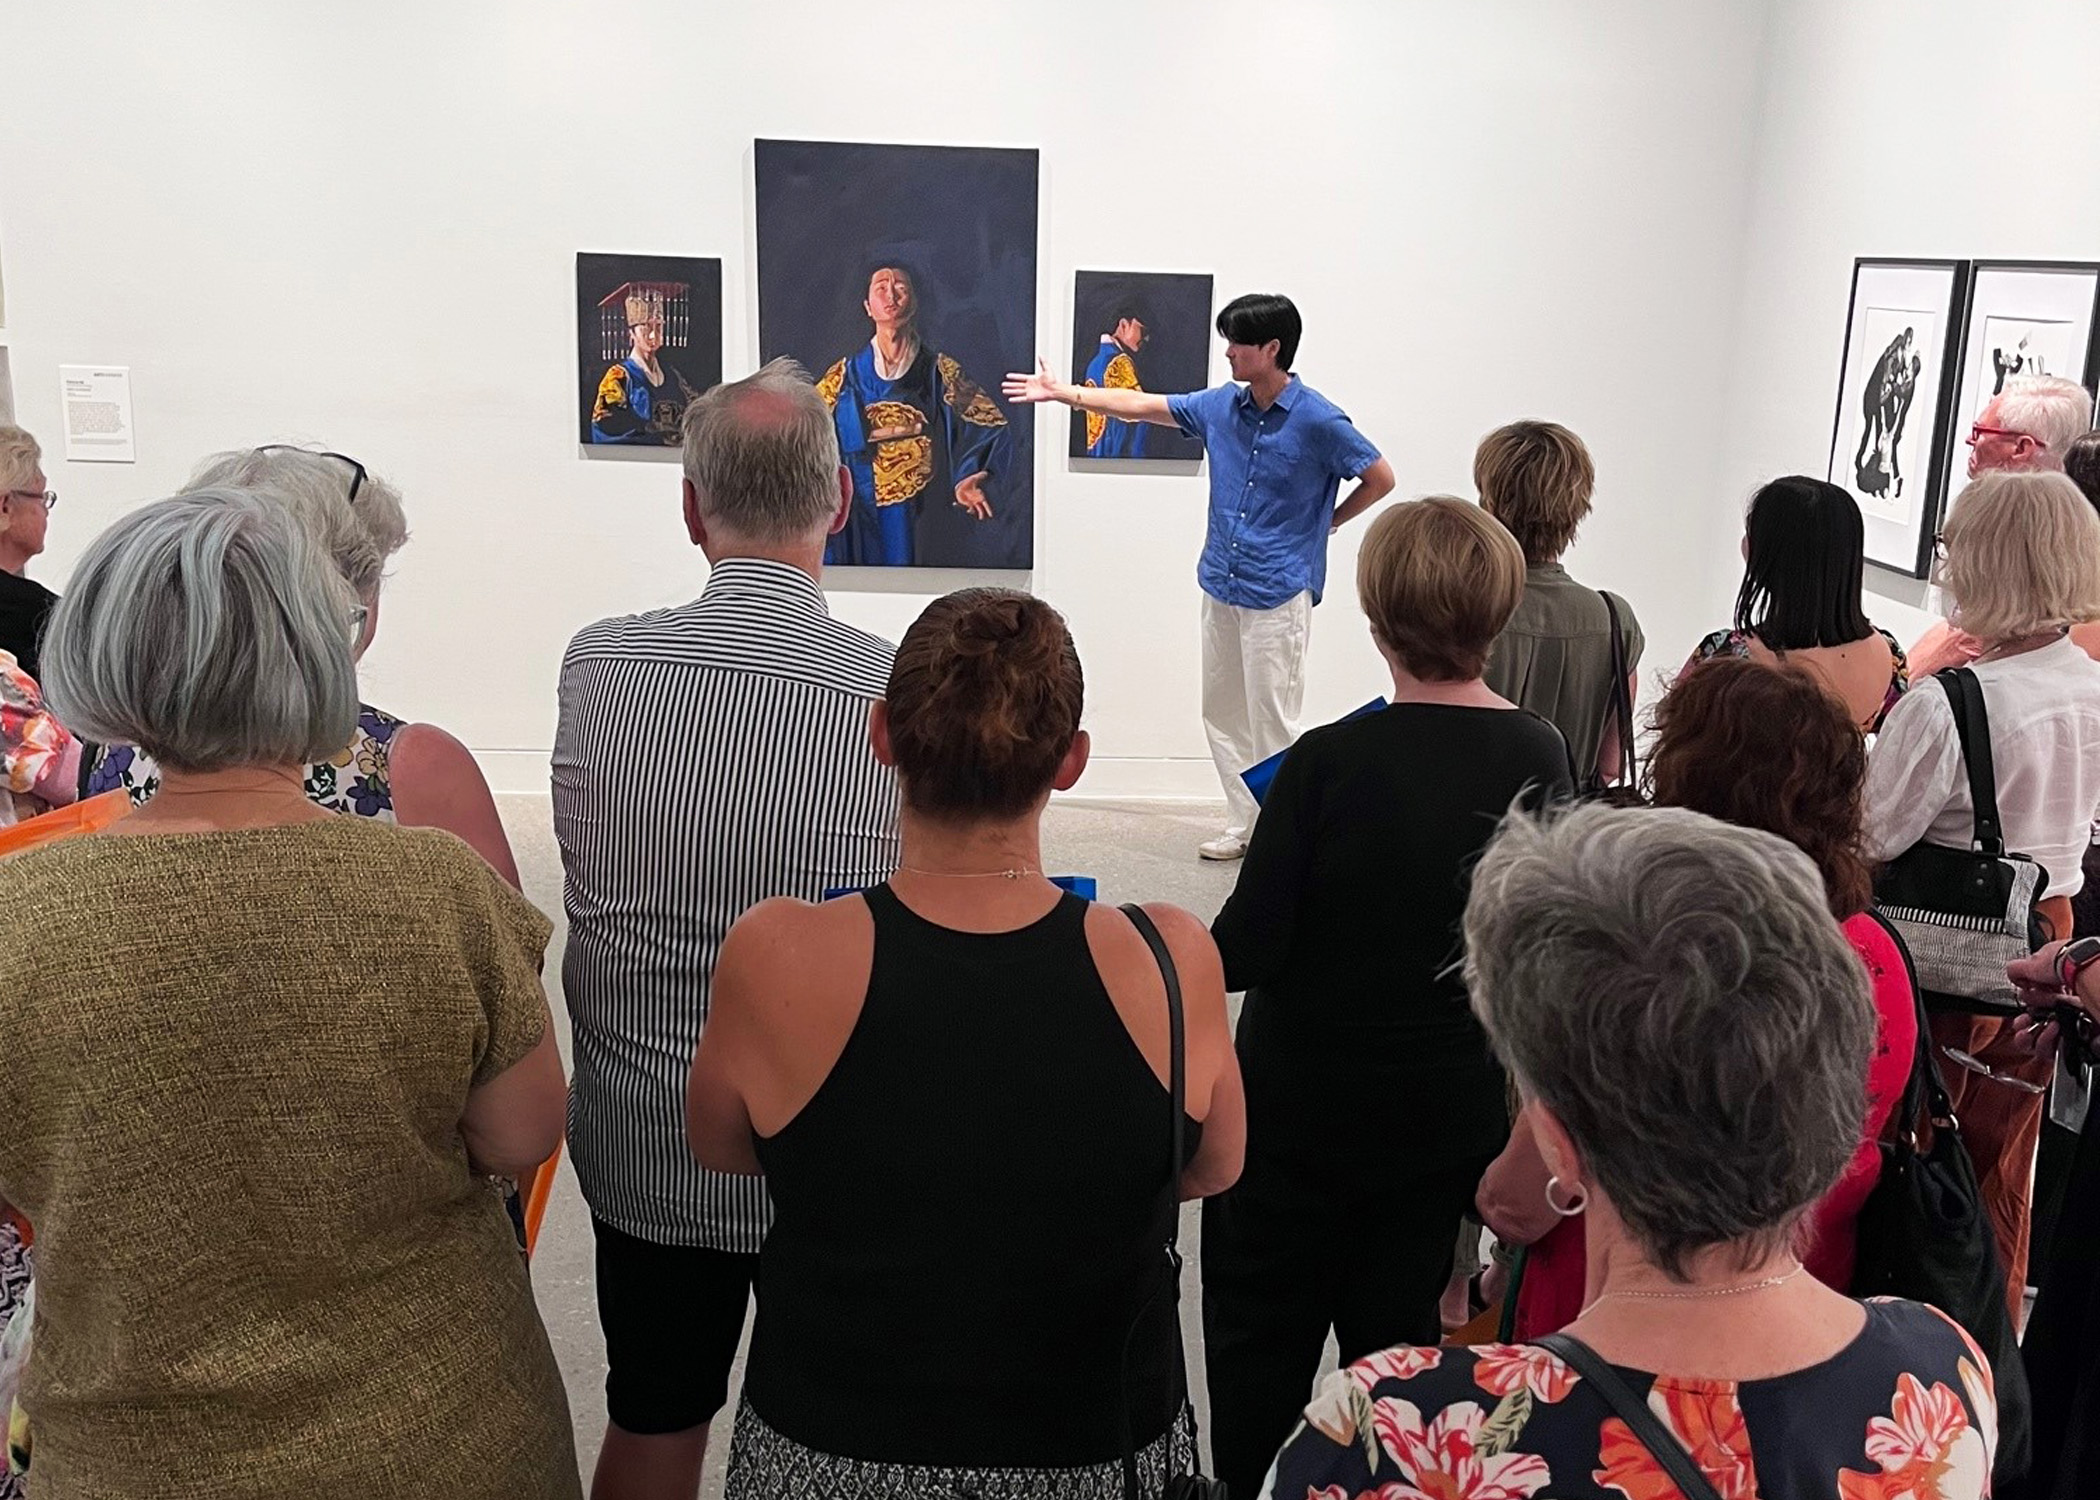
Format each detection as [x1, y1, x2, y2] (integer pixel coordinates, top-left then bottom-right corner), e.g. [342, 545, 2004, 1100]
[1482, 563, 1645, 781]
[0, 818, 580, 1499]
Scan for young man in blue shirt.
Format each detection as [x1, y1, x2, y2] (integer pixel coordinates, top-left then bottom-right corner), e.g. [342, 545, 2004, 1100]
[1008, 293, 1395, 857]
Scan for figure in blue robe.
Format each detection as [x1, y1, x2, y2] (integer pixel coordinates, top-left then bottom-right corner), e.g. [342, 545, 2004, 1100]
[1082, 336, 1148, 459]
[816, 342, 1008, 566]
[592, 354, 696, 444]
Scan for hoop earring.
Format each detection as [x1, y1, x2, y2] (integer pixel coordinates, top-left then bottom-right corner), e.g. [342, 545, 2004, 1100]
[1545, 1175, 1587, 1218]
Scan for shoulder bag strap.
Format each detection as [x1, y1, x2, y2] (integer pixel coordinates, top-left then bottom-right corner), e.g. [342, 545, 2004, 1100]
[1939, 668, 2004, 857]
[1535, 1334, 1724, 1500]
[1862, 907, 1956, 1138]
[1117, 903, 1194, 1499]
[1601, 592, 1636, 791]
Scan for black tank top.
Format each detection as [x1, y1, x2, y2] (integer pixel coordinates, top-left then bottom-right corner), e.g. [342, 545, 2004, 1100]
[744, 884, 1199, 1467]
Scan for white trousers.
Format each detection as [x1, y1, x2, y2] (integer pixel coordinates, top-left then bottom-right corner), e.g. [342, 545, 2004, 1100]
[1201, 591, 1312, 839]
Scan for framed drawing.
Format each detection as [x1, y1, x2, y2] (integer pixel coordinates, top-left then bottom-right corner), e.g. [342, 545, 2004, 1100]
[1936, 259, 2100, 515]
[576, 252, 723, 448]
[756, 139, 1039, 571]
[1067, 270, 1212, 462]
[1827, 258, 1967, 578]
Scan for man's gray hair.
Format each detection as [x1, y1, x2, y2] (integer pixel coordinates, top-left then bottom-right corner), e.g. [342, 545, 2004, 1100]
[182, 447, 409, 601]
[41, 489, 360, 773]
[1999, 374, 2095, 466]
[681, 358, 842, 544]
[1462, 801, 1874, 1280]
[0, 424, 41, 496]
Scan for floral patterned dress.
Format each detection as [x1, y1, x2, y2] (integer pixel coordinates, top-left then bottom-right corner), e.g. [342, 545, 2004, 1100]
[85, 704, 403, 816]
[1262, 1299, 1994, 1500]
[1691, 627, 1910, 733]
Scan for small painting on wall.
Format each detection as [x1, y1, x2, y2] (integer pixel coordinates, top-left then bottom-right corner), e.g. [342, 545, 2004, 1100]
[576, 252, 723, 448]
[1067, 270, 1213, 462]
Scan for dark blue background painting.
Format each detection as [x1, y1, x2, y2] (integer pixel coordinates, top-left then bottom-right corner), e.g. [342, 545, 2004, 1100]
[755, 139, 1038, 570]
[1069, 269, 1214, 462]
[576, 252, 723, 448]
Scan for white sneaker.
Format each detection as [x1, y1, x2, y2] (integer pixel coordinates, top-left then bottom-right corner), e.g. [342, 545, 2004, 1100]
[1198, 834, 1248, 862]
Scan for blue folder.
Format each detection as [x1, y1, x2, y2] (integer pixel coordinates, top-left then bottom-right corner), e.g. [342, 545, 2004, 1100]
[1240, 698, 1388, 807]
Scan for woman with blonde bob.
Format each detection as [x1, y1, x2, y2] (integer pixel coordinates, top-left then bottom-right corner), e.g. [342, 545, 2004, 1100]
[1202, 497, 1575, 1497]
[1866, 466, 2100, 1318]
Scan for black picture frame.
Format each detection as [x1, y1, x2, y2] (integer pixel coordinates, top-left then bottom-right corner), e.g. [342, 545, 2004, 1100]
[1935, 258, 2100, 516]
[1828, 256, 1969, 579]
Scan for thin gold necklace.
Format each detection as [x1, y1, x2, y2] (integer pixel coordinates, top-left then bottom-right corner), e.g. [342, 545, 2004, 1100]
[1580, 1261, 1804, 1317]
[896, 865, 1042, 881]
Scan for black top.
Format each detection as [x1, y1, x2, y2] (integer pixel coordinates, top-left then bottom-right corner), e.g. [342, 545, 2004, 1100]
[745, 884, 1200, 1467]
[0, 571, 58, 683]
[1212, 703, 1574, 1174]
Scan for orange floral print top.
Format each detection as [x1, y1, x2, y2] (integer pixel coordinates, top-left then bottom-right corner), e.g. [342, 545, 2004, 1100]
[1263, 1299, 1993, 1500]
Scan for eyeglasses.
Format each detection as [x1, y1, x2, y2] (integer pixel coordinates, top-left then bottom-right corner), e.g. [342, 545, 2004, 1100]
[4, 490, 56, 512]
[1967, 423, 2032, 446]
[349, 605, 370, 643]
[254, 444, 367, 506]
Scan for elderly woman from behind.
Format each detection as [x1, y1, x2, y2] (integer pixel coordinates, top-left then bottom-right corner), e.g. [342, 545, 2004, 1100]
[86, 445, 518, 883]
[1478, 657, 1919, 1338]
[1266, 803, 1995, 1500]
[0, 490, 578, 1499]
[1865, 468, 2100, 1318]
[1203, 497, 1575, 1498]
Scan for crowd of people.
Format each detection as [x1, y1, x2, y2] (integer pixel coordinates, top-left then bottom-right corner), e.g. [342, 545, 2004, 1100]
[3, 297, 2100, 1500]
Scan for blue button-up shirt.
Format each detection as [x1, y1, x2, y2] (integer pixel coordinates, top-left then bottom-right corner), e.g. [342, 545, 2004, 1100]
[1168, 375, 1382, 609]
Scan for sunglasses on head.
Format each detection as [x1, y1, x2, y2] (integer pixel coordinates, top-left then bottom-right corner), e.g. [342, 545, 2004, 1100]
[254, 444, 367, 505]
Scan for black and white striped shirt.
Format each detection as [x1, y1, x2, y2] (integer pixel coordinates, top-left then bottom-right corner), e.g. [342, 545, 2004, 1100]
[553, 558, 900, 1251]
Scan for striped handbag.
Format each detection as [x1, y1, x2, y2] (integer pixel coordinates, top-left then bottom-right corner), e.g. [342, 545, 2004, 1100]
[1872, 668, 2048, 1014]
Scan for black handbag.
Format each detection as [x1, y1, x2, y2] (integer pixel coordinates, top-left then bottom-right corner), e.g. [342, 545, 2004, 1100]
[1535, 1333, 1722, 1500]
[1118, 905, 1227, 1500]
[1872, 668, 2050, 1015]
[1850, 909, 2032, 1486]
[1581, 592, 1644, 807]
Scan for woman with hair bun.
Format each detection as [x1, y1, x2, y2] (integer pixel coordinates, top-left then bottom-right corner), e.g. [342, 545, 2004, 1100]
[687, 586, 1245, 1500]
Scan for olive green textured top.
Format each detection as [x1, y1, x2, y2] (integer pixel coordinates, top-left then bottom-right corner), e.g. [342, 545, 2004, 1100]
[0, 818, 580, 1499]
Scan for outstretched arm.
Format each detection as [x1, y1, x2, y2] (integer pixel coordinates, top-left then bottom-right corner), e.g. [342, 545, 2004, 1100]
[1003, 358, 1177, 427]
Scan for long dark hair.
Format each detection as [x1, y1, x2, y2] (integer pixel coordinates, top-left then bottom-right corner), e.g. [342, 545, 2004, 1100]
[1731, 476, 1872, 650]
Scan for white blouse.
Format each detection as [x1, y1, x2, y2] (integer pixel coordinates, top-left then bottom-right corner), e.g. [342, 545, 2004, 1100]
[1865, 635, 2100, 898]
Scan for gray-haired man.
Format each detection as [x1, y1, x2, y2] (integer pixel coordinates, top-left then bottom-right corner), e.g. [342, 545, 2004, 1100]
[554, 359, 901, 1499]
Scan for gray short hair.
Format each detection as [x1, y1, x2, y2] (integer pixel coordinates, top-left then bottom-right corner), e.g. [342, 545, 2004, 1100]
[1997, 375, 2095, 466]
[681, 358, 842, 543]
[1462, 802, 1874, 1280]
[41, 489, 361, 772]
[183, 447, 409, 601]
[0, 424, 41, 495]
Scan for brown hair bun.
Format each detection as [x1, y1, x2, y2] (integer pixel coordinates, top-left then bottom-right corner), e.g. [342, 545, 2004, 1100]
[886, 588, 1084, 821]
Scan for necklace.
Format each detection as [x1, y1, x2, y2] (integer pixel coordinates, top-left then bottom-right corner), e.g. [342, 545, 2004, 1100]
[1580, 1261, 1805, 1317]
[896, 865, 1041, 881]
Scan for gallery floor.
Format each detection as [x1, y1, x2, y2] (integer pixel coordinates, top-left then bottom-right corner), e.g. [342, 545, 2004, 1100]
[499, 793, 1262, 1491]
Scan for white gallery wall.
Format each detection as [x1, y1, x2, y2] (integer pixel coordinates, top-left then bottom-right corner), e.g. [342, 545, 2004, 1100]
[1, 2, 1777, 795]
[1715, 0, 2100, 649]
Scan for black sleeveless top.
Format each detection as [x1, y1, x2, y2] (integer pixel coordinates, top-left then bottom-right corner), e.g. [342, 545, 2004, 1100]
[744, 884, 1200, 1467]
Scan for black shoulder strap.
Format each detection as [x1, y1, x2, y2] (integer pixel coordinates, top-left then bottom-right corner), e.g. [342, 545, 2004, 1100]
[1601, 591, 1636, 790]
[1938, 668, 2004, 856]
[1120, 903, 1188, 1219]
[1117, 903, 1192, 1500]
[1536, 1334, 1724, 1500]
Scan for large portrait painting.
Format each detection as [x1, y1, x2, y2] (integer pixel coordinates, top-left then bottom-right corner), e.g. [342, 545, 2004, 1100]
[576, 252, 723, 448]
[1827, 258, 1966, 577]
[755, 139, 1039, 570]
[1068, 270, 1213, 463]
[1938, 260, 2100, 513]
